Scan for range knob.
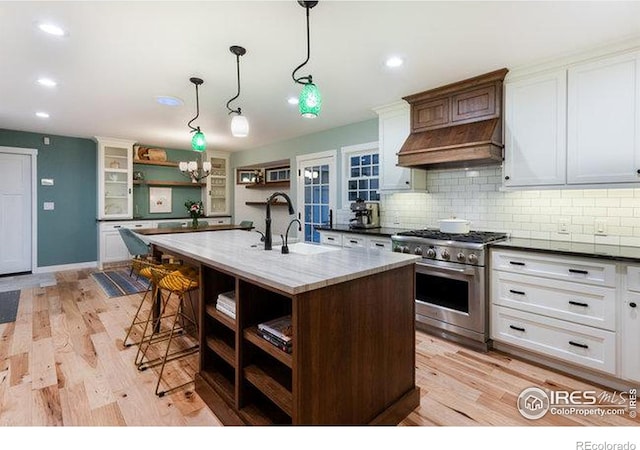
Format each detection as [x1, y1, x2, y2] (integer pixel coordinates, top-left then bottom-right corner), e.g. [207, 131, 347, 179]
[441, 250, 450, 260]
[414, 247, 423, 256]
[402, 246, 410, 254]
[426, 248, 436, 258]
[393, 245, 401, 253]
[457, 252, 466, 262]
[468, 254, 479, 264]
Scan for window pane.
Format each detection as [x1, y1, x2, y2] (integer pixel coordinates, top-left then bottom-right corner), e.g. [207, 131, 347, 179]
[312, 166, 320, 184]
[305, 224, 312, 241]
[312, 229, 320, 243]
[351, 167, 360, 178]
[313, 205, 320, 222]
[305, 205, 312, 222]
[358, 179, 369, 190]
[361, 166, 371, 177]
[321, 186, 329, 203]
[372, 154, 379, 164]
[372, 166, 379, 176]
[320, 165, 329, 184]
[312, 186, 320, 203]
[361, 154, 371, 165]
[370, 191, 380, 201]
[305, 186, 311, 203]
[370, 179, 379, 190]
[348, 191, 357, 201]
[348, 180, 357, 190]
[321, 206, 329, 223]
[358, 191, 369, 201]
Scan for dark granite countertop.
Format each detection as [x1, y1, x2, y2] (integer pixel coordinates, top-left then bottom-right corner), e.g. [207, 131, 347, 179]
[490, 237, 640, 263]
[315, 224, 412, 238]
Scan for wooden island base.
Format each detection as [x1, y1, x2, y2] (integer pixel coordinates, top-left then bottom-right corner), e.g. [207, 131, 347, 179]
[194, 262, 419, 425]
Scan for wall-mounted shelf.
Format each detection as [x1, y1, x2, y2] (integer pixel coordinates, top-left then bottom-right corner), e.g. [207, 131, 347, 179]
[133, 180, 206, 187]
[245, 181, 290, 190]
[133, 159, 179, 167]
[245, 201, 291, 207]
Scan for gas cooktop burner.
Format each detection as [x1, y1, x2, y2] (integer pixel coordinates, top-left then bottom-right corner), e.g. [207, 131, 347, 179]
[396, 229, 508, 244]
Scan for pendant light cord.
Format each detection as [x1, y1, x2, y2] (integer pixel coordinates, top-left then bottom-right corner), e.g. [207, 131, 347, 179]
[187, 82, 200, 133]
[292, 4, 312, 85]
[226, 54, 242, 115]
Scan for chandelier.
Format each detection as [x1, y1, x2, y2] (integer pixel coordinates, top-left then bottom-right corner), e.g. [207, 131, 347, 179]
[179, 160, 211, 183]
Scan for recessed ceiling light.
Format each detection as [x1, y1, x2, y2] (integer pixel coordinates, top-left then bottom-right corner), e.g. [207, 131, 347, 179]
[36, 112, 50, 118]
[155, 95, 184, 107]
[287, 97, 299, 105]
[37, 22, 66, 37]
[385, 56, 404, 68]
[37, 78, 57, 87]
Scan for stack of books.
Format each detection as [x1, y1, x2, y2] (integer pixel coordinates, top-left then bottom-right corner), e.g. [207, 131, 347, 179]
[215, 290, 236, 319]
[257, 315, 292, 353]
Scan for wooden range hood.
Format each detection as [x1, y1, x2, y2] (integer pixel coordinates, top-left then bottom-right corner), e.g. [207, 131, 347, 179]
[398, 68, 508, 170]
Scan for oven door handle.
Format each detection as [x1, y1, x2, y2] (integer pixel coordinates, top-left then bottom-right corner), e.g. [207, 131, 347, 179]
[416, 262, 477, 276]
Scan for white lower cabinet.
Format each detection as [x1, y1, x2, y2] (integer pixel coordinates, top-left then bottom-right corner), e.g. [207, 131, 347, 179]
[490, 249, 620, 378]
[492, 305, 616, 374]
[98, 221, 147, 269]
[318, 230, 391, 251]
[622, 267, 640, 383]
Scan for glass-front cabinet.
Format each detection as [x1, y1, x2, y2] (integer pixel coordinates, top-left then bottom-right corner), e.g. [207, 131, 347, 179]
[205, 151, 230, 215]
[95, 136, 136, 219]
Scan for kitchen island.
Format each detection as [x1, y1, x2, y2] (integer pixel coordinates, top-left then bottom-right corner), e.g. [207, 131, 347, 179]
[145, 230, 420, 425]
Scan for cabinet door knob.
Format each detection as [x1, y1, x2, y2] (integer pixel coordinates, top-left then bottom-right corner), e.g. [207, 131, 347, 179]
[504, 176, 510, 180]
[637, 169, 640, 174]
[630, 302, 637, 308]
[405, 181, 410, 185]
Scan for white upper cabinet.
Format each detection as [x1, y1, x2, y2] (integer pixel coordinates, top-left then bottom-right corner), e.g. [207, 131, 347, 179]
[567, 51, 640, 184]
[504, 69, 567, 187]
[373, 101, 426, 192]
[95, 136, 135, 219]
[503, 46, 640, 188]
[205, 150, 230, 216]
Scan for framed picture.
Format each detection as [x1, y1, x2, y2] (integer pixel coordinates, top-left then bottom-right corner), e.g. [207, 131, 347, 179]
[149, 187, 172, 213]
[237, 169, 261, 185]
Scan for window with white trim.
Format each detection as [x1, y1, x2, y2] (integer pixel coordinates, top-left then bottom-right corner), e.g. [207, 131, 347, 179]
[341, 142, 380, 208]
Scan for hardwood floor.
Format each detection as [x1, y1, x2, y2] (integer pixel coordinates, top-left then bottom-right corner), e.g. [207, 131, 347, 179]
[0, 268, 637, 427]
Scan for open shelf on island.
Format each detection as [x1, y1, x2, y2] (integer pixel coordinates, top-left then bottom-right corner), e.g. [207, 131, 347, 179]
[244, 364, 293, 417]
[244, 326, 292, 368]
[205, 304, 236, 330]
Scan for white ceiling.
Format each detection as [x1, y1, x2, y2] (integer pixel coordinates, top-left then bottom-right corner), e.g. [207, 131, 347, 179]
[2, 1, 640, 152]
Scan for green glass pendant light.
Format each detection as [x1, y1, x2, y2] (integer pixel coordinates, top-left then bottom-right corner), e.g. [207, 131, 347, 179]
[292, 1, 321, 118]
[187, 77, 206, 151]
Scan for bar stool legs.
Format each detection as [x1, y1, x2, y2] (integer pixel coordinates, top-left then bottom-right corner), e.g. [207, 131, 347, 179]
[134, 266, 200, 397]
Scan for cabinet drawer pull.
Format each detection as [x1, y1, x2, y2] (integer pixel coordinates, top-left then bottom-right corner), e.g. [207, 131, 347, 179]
[327, 237, 335, 241]
[135, 224, 142, 227]
[568, 269, 589, 275]
[509, 261, 525, 266]
[569, 341, 589, 349]
[630, 302, 637, 308]
[569, 300, 589, 307]
[509, 289, 526, 295]
[349, 240, 358, 244]
[113, 225, 121, 228]
[375, 243, 385, 247]
[509, 325, 525, 332]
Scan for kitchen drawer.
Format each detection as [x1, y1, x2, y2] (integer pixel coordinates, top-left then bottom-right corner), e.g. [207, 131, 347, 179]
[209, 217, 231, 225]
[319, 231, 342, 247]
[491, 305, 616, 374]
[491, 271, 616, 330]
[626, 265, 640, 292]
[491, 249, 615, 287]
[100, 221, 147, 231]
[369, 237, 392, 251]
[343, 235, 366, 248]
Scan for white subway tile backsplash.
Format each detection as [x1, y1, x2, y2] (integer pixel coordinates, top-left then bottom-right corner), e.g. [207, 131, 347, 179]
[380, 167, 640, 247]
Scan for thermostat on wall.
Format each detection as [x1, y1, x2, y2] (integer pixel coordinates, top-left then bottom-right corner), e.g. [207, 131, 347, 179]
[41, 178, 54, 186]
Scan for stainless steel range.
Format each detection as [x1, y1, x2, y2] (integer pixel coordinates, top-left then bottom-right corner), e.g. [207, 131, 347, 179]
[392, 229, 508, 351]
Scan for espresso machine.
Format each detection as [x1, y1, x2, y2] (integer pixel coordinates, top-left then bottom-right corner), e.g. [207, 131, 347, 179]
[349, 198, 380, 229]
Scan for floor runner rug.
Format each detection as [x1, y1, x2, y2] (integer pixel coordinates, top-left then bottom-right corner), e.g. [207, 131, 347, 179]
[0, 290, 20, 324]
[91, 269, 150, 298]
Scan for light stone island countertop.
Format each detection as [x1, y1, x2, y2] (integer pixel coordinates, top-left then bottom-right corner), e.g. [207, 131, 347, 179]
[145, 230, 420, 295]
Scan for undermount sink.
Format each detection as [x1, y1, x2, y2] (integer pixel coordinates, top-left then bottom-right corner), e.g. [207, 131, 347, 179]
[278, 242, 340, 255]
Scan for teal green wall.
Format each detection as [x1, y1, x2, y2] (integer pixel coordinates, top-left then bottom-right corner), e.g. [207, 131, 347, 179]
[0, 129, 96, 267]
[230, 118, 378, 212]
[133, 147, 205, 219]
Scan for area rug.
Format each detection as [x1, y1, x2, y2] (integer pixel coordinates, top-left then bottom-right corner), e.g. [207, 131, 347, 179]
[91, 269, 150, 298]
[0, 290, 20, 324]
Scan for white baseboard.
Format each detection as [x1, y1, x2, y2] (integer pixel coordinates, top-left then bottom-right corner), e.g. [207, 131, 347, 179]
[35, 261, 98, 273]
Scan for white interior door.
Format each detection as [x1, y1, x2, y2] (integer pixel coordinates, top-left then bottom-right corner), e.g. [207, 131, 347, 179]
[0, 152, 32, 274]
[296, 151, 337, 243]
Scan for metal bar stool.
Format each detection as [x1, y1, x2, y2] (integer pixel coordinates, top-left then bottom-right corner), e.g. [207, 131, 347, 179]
[134, 264, 200, 397]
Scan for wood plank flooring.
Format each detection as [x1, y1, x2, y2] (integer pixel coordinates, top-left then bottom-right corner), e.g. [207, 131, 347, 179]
[0, 268, 637, 427]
